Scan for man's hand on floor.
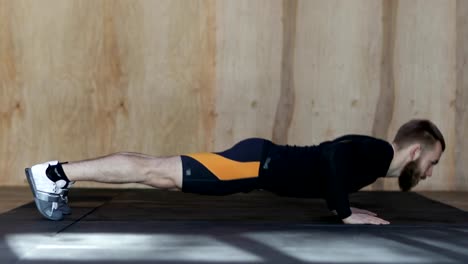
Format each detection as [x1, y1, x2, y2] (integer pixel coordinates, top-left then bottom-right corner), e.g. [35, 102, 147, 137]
[342, 213, 390, 225]
[350, 207, 377, 216]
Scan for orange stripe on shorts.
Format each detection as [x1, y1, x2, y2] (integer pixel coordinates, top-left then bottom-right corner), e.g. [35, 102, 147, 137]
[185, 153, 260, 180]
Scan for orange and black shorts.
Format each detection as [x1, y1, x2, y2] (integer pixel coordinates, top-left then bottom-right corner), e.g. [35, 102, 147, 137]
[181, 138, 273, 195]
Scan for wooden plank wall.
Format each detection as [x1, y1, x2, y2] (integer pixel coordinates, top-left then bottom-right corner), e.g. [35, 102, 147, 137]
[0, 0, 466, 190]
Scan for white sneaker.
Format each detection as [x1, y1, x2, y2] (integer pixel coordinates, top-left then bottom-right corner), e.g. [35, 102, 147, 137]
[31, 161, 64, 193]
[58, 190, 72, 215]
[25, 161, 73, 221]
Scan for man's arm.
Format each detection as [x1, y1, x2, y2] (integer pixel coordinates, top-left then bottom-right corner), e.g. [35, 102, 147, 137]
[342, 213, 389, 225]
[324, 143, 352, 219]
[325, 143, 390, 225]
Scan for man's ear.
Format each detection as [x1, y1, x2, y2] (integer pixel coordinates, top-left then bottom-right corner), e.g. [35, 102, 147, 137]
[409, 144, 421, 161]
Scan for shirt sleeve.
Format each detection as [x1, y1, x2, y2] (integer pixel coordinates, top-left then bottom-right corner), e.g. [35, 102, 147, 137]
[324, 142, 353, 219]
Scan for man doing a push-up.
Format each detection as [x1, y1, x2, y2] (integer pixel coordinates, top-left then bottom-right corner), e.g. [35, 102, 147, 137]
[25, 119, 445, 225]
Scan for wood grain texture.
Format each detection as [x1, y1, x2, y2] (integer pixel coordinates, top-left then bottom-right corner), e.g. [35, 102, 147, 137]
[456, 0, 468, 190]
[272, 0, 297, 145]
[0, 0, 216, 188]
[369, 0, 398, 190]
[384, 0, 457, 191]
[0, 1, 23, 185]
[290, 0, 382, 146]
[0, 0, 466, 190]
[214, 0, 282, 150]
[372, 0, 397, 140]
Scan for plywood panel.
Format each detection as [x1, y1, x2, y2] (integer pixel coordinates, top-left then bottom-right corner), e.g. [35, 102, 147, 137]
[292, 0, 383, 145]
[455, 0, 468, 190]
[214, 0, 282, 150]
[0, 0, 466, 190]
[0, 0, 216, 188]
[385, 0, 457, 190]
[0, 0, 23, 186]
[271, 0, 298, 145]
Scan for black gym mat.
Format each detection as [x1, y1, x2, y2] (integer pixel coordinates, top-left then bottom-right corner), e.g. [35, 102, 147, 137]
[2, 189, 467, 224]
[83, 189, 468, 224]
[0, 189, 466, 264]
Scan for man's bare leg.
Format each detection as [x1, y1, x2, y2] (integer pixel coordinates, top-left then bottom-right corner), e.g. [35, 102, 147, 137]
[62, 152, 183, 190]
[25, 152, 184, 220]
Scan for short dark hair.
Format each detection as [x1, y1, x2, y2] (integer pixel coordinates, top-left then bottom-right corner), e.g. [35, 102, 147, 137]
[393, 119, 446, 152]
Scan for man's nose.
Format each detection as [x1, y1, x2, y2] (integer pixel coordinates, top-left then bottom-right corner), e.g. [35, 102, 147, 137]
[426, 167, 433, 177]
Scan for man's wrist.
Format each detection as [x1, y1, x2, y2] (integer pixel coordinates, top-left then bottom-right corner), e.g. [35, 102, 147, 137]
[337, 208, 352, 219]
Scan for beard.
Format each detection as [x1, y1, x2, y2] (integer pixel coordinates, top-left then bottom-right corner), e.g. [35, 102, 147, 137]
[398, 160, 423, 192]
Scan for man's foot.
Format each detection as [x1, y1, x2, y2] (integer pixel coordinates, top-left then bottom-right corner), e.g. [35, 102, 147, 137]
[25, 161, 73, 221]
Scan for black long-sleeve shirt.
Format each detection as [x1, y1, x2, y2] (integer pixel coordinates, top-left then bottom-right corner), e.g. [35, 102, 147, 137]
[259, 135, 394, 219]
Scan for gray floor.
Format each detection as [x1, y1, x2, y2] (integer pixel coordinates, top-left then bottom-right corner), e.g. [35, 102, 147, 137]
[0, 188, 467, 264]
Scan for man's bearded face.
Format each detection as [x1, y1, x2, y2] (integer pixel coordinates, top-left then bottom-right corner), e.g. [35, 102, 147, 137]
[398, 159, 424, 191]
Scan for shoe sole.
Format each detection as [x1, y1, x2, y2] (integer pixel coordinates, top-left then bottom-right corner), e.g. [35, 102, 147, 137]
[25, 168, 63, 221]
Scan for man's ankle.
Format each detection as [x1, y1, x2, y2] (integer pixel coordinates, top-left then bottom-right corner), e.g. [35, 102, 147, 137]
[45, 162, 72, 189]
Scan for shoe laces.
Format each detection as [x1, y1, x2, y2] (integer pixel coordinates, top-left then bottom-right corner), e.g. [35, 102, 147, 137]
[60, 193, 68, 203]
[53, 184, 58, 193]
